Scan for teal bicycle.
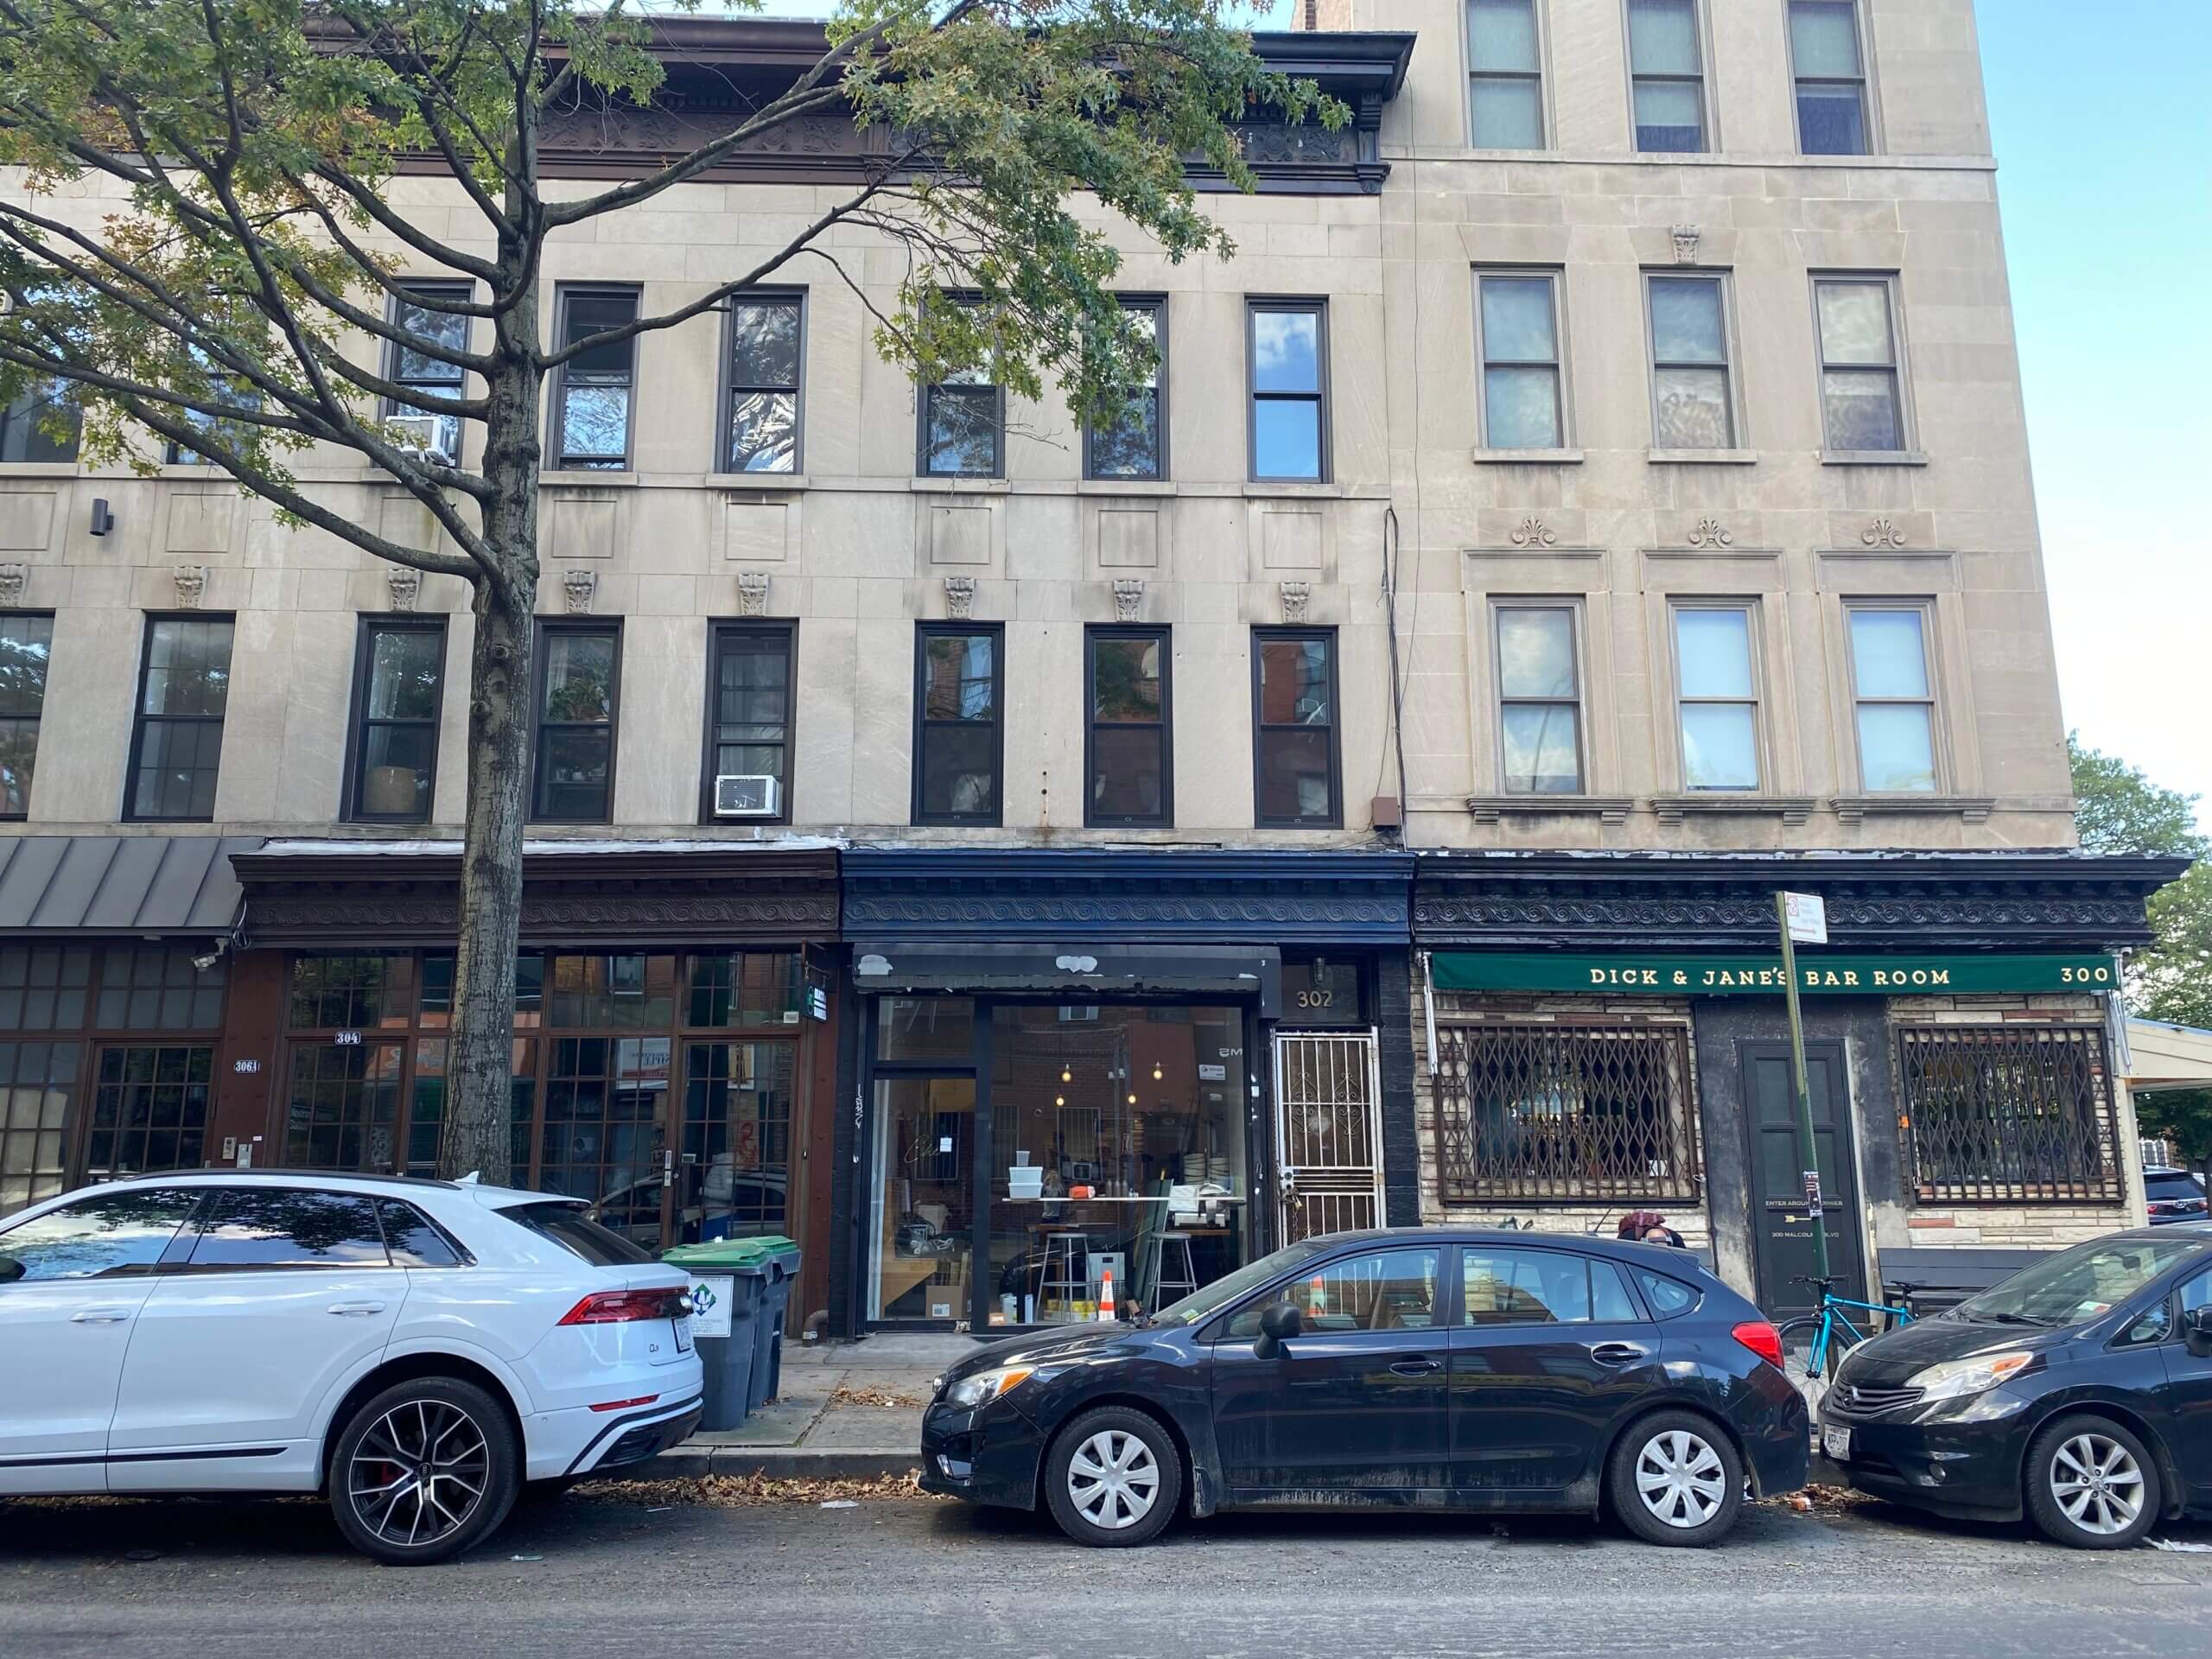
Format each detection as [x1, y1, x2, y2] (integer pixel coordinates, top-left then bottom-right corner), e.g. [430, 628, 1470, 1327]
[1774, 1274, 1923, 1385]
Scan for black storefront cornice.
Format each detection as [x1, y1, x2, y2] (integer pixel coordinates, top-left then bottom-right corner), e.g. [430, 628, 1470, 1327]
[1411, 848, 2190, 953]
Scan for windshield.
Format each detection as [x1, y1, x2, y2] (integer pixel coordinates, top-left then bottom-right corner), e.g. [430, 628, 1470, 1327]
[1147, 1238, 1337, 1328]
[1955, 1235, 2205, 1328]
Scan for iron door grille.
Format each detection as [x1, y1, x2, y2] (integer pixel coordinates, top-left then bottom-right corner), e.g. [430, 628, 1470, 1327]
[1274, 1030, 1384, 1244]
[1899, 1025, 2122, 1204]
[1433, 1023, 1701, 1205]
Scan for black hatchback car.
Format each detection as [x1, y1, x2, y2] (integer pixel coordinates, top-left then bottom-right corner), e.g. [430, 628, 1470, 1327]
[920, 1228, 1808, 1548]
[1822, 1223, 2212, 1548]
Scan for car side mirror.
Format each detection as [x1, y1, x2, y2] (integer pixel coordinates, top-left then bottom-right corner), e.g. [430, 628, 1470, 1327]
[1251, 1300, 1303, 1357]
[0, 1255, 22, 1285]
[2186, 1305, 2212, 1354]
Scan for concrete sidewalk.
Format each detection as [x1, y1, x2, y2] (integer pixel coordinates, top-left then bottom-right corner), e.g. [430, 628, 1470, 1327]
[645, 1333, 972, 1481]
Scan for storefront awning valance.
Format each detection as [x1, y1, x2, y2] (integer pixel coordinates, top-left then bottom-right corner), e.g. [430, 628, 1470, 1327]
[853, 943, 1282, 1014]
[1432, 950, 2120, 997]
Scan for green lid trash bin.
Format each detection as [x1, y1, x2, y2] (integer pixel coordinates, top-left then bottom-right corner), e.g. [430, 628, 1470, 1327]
[662, 1239, 776, 1431]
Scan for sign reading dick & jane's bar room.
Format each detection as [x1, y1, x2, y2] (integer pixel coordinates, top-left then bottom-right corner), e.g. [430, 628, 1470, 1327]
[1430, 953, 2120, 996]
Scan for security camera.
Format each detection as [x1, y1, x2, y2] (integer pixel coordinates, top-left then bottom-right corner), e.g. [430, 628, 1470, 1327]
[192, 950, 222, 972]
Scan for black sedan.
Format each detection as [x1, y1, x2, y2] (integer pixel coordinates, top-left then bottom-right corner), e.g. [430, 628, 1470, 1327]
[920, 1227, 1808, 1548]
[1823, 1222, 2212, 1548]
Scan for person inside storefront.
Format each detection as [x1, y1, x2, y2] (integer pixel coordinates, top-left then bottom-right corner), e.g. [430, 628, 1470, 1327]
[1618, 1210, 1686, 1248]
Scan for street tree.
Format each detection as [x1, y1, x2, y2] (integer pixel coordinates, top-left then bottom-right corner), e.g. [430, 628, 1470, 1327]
[2068, 734, 2210, 1030]
[0, 0, 1337, 1181]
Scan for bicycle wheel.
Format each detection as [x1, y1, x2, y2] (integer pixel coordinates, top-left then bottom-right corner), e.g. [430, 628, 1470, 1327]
[1773, 1316, 1843, 1389]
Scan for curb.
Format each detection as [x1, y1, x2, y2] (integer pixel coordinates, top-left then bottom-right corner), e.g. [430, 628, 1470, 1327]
[629, 1446, 921, 1483]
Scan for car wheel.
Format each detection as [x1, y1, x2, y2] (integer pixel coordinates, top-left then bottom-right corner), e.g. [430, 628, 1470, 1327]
[1042, 1407, 1183, 1548]
[1607, 1410, 1745, 1548]
[329, 1376, 520, 1566]
[2024, 1414, 2161, 1550]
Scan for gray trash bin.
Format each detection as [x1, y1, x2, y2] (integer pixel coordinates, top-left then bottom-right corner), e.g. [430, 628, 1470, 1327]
[664, 1242, 768, 1432]
[741, 1237, 802, 1412]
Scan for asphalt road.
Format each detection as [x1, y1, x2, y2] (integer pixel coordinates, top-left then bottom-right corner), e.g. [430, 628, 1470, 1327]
[3, 1488, 2209, 1659]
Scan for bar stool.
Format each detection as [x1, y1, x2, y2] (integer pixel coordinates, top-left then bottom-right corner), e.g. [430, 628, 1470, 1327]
[1038, 1231, 1090, 1321]
[1153, 1231, 1198, 1305]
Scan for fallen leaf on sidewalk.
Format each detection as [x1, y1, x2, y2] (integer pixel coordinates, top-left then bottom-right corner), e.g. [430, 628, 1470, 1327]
[829, 1386, 929, 1409]
[571, 1471, 944, 1509]
[1763, 1484, 1867, 1513]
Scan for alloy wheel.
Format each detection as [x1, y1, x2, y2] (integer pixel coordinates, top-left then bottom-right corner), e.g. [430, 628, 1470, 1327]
[346, 1397, 492, 1549]
[2049, 1433, 2145, 1537]
[1065, 1428, 1160, 1531]
[1634, 1428, 1727, 1529]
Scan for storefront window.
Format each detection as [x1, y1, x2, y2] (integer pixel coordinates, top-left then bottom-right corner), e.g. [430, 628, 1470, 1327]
[876, 996, 974, 1063]
[538, 1034, 667, 1212]
[870, 1075, 976, 1320]
[687, 951, 801, 1028]
[289, 953, 410, 1031]
[678, 1041, 796, 1243]
[547, 954, 677, 1030]
[96, 945, 225, 1030]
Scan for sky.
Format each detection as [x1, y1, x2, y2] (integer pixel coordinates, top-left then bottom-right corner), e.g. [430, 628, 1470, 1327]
[731, 1, 2211, 823]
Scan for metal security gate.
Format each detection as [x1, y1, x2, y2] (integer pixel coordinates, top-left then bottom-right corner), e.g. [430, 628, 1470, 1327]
[1273, 1029, 1384, 1245]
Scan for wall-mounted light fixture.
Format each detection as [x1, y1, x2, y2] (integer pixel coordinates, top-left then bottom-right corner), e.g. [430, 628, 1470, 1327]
[89, 498, 114, 537]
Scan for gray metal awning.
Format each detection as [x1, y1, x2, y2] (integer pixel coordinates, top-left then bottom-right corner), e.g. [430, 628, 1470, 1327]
[0, 836, 258, 937]
[850, 942, 1281, 1017]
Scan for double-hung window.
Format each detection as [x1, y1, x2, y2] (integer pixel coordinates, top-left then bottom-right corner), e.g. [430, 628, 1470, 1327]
[1789, 0, 1872, 156]
[918, 296, 1002, 478]
[383, 283, 470, 464]
[0, 381, 79, 464]
[1247, 301, 1328, 482]
[1847, 606, 1939, 792]
[723, 292, 804, 474]
[127, 615, 234, 821]
[1494, 605, 1582, 794]
[1476, 271, 1566, 449]
[1086, 626, 1171, 827]
[1646, 273, 1735, 449]
[165, 347, 258, 467]
[0, 613, 54, 817]
[912, 625, 1002, 825]
[702, 623, 795, 823]
[1813, 275, 1908, 453]
[1467, 0, 1545, 149]
[346, 617, 446, 823]
[1627, 0, 1707, 151]
[1085, 297, 1166, 480]
[1673, 606, 1759, 791]
[551, 287, 639, 470]
[1253, 628, 1341, 828]
[531, 621, 621, 822]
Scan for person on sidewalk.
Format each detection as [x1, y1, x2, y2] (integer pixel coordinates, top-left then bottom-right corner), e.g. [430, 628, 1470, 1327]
[1617, 1211, 1687, 1248]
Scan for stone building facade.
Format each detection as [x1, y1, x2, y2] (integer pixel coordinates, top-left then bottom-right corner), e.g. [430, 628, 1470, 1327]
[0, 5, 2181, 1332]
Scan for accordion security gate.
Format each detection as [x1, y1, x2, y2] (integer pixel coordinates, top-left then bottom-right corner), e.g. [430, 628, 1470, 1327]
[1273, 1029, 1385, 1245]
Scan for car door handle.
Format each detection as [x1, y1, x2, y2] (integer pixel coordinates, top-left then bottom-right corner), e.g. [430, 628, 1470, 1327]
[327, 1300, 387, 1317]
[1389, 1357, 1443, 1376]
[1590, 1343, 1649, 1366]
[71, 1306, 134, 1324]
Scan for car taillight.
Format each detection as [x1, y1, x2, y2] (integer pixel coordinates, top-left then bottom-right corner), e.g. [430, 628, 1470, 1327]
[2149, 1200, 2177, 1214]
[558, 1288, 690, 1326]
[1732, 1320, 1785, 1370]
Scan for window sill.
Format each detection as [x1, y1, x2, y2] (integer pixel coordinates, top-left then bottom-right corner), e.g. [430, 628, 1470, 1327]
[1466, 794, 1632, 826]
[1470, 448, 1584, 466]
[1831, 794, 1994, 825]
[540, 470, 638, 487]
[1077, 479, 1176, 496]
[1648, 448, 1758, 466]
[0, 462, 83, 480]
[1651, 794, 1815, 827]
[909, 476, 1011, 494]
[715, 474, 809, 493]
[1821, 450, 1929, 467]
[1243, 480, 1342, 499]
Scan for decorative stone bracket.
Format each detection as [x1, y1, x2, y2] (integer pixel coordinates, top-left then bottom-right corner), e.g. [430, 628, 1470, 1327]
[736, 570, 770, 617]
[943, 574, 976, 620]
[562, 567, 597, 615]
[1278, 580, 1311, 624]
[385, 566, 422, 613]
[172, 565, 207, 609]
[0, 564, 25, 608]
[1111, 577, 1145, 622]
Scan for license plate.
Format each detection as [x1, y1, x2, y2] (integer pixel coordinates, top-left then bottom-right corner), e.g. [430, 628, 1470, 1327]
[1822, 1424, 1851, 1462]
[672, 1317, 693, 1353]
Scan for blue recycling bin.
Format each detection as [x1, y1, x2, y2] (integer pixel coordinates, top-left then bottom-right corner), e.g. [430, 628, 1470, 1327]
[663, 1241, 768, 1432]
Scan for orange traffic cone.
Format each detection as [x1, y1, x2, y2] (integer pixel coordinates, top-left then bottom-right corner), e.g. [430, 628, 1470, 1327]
[1098, 1268, 1117, 1323]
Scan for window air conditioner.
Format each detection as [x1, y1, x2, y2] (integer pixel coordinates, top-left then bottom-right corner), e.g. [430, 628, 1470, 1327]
[385, 412, 453, 460]
[715, 774, 780, 818]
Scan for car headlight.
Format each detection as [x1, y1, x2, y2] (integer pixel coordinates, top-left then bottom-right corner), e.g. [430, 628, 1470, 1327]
[944, 1364, 1038, 1409]
[1906, 1350, 2034, 1402]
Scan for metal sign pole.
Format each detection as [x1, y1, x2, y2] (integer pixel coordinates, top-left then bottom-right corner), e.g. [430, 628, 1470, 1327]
[1775, 892, 1831, 1283]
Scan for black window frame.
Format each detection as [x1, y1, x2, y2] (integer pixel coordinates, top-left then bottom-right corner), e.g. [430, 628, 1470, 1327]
[1084, 624, 1173, 829]
[718, 288, 806, 475]
[916, 292, 1003, 480]
[0, 609, 55, 821]
[550, 283, 640, 471]
[342, 614, 448, 825]
[1245, 298, 1331, 483]
[1251, 625, 1343, 829]
[1083, 295, 1169, 482]
[911, 621, 1004, 827]
[699, 619, 797, 825]
[0, 378, 82, 465]
[529, 618, 623, 825]
[380, 279, 472, 465]
[124, 612, 235, 823]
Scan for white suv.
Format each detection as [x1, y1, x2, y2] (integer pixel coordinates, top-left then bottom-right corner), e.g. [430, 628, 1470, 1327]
[0, 1171, 702, 1563]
